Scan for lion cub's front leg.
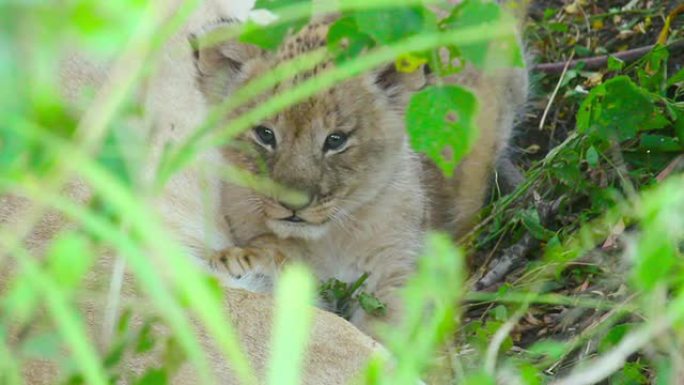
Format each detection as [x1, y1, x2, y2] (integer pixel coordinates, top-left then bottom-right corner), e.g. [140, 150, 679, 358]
[208, 235, 288, 292]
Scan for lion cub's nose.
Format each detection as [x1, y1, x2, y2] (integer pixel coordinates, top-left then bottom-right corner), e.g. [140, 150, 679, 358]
[278, 195, 312, 212]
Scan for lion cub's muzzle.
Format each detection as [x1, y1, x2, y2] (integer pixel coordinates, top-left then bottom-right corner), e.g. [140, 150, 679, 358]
[277, 196, 312, 223]
[262, 193, 335, 240]
[262, 191, 335, 227]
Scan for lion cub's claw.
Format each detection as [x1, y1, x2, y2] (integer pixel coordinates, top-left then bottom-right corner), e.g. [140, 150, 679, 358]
[210, 247, 264, 280]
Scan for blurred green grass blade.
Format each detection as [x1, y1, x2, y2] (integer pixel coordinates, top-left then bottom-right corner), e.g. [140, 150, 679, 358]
[0, 338, 23, 385]
[379, 233, 465, 385]
[267, 264, 315, 385]
[0, 237, 108, 385]
[74, 153, 257, 385]
[73, 0, 201, 155]
[46, 231, 95, 291]
[0, 181, 213, 384]
[5, 124, 257, 385]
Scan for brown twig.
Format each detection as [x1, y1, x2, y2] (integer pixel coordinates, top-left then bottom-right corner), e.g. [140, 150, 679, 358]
[533, 39, 684, 74]
[539, 52, 574, 130]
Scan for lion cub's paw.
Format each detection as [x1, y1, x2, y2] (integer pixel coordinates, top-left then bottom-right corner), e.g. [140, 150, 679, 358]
[209, 247, 270, 279]
[209, 246, 282, 293]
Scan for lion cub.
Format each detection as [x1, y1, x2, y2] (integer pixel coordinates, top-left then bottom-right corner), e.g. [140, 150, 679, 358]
[190, 18, 527, 334]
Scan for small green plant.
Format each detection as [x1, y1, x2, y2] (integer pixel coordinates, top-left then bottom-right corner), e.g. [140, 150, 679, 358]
[318, 273, 387, 319]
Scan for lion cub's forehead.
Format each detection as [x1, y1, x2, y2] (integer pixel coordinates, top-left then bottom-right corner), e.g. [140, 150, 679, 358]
[277, 21, 330, 60]
[276, 90, 346, 133]
[269, 20, 336, 82]
[257, 20, 371, 134]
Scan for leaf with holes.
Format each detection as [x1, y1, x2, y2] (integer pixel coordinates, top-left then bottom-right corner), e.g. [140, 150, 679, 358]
[442, 0, 523, 69]
[327, 16, 374, 64]
[577, 76, 655, 143]
[352, 6, 431, 45]
[406, 85, 479, 175]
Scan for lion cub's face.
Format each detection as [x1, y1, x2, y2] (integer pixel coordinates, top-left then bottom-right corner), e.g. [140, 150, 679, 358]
[192, 20, 425, 240]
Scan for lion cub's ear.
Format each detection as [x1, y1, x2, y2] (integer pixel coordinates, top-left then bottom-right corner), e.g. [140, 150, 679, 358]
[189, 20, 265, 104]
[370, 62, 429, 105]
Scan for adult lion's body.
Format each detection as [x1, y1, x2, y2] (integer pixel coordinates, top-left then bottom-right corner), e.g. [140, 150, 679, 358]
[2, 1, 381, 384]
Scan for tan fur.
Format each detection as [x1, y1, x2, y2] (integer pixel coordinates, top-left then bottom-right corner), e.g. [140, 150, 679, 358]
[3, 1, 383, 384]
[192, 18, 528, 336]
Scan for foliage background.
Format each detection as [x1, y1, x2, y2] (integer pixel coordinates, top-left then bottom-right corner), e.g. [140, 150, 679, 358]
[1, 0, 683, 384]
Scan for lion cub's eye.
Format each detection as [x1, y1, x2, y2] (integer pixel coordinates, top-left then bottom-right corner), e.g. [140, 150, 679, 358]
[323, 132, 348, 153]
[253, 125, 276, 148]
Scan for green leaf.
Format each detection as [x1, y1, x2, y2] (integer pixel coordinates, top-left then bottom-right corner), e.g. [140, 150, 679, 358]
[135, 321, 156, 353]
[639, 134, 683, 152]
[116, 308, 133, 336]
[586, 145, 599, 167]
[97, 126, 133, 185]
[493, 304, 508, 321]
[637, 45, 668, 93]
[134, 369, 167, 385]
[667, 67, 684, 86]
[406, 85, 479, 175]
[327, 16, 374, 64]
[317, 276, 364, 319]
[673, 108, 684, 144]
[577, 76, 655, 142]
[518, 208, 554, 241]
[611, 362, 647, 385]
[528, 340, 566, 360]
[543, 8, 557, 20]
[518, 363, 542, 385]
[240, 0, 311, 50]
[429, 45, 465, 76]
[547, 22, 568, 33]
[607, 56, 625, 71]
[598, 323, 632, 353]
[462, 371, 496, 385]
[103, 339, 128, 369]
[443, 0, 523, 69]
[473, 320, 513, 352]
[353, 6, 428, 45]
[358, 292, 387, 317]
[574, 45, 592, 57]
[161, 337, 187, 375]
